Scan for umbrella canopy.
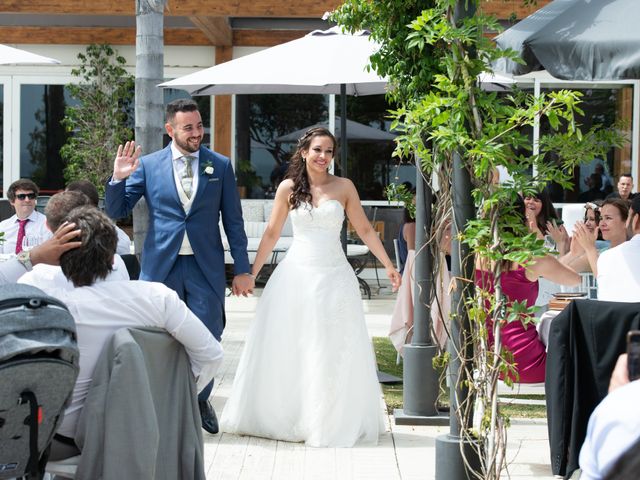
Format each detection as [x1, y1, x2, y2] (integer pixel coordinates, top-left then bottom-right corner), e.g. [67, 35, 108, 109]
[494, 0, 640, 81]
[275, 117, 396, 144]
[161, 26, 389, 182]
[0, 44, 60, 65]
[160, 27, 387, 95]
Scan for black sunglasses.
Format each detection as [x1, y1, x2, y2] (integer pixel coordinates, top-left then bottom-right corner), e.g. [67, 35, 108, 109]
[15, 193, 37, 200]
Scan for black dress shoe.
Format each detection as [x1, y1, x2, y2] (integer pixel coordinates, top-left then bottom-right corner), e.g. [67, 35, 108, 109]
[199, 400, 219, 434]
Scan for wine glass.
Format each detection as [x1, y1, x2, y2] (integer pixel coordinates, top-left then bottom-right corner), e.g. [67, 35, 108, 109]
[21, 235, 42, 252]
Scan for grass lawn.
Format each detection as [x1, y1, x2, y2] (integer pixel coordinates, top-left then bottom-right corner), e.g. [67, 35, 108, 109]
[373, 337, 547, 419]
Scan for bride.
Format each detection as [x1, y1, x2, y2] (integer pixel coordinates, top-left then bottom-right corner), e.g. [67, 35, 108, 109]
[220, 127, 401, 447]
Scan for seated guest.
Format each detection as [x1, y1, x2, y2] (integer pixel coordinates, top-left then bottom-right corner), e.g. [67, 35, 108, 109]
[559, 201, 607, 273]
[476, 197, 580, 383]
[606, 173, 636, 202]
[579, 354, 640, 479]
[396, 205, 415, 274]
[0, 223, 81, 284]
[0, 179, 51, 254]
[66, 179, 132, 255]
[18, 191, 129, 290]
[573, 198, 630, 277]
[46, 206, 223, 459]
[596, 196, 640, 302]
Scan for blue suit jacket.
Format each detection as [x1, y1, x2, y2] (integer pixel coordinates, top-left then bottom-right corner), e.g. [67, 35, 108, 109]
[104, 145, 250, 305]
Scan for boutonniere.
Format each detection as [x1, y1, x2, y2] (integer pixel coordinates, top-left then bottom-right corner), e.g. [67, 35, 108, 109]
[201, 161, 214, 175]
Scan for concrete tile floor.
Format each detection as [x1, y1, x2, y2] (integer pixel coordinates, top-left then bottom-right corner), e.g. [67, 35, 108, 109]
[207, 292, 555, 479]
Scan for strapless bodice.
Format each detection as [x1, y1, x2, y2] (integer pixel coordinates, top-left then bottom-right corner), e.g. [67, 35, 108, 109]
[285, 199, 348, 267]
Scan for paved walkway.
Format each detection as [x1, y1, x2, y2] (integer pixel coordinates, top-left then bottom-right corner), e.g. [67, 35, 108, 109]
[207, 290, 555, 479]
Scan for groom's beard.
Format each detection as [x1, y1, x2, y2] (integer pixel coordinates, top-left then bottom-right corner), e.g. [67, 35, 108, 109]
[174, 136, 202, 153]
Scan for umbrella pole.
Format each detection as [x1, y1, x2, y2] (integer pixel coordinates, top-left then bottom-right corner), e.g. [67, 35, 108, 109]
[393, 162, 445, 426]
[340, 84, 348, 254]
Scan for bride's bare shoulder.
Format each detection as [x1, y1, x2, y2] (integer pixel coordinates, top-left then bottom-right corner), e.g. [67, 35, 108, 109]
[277, 178, 295, 193]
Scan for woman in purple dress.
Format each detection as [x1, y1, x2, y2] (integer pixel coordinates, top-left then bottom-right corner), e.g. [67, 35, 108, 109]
[476, 197, 580, 383]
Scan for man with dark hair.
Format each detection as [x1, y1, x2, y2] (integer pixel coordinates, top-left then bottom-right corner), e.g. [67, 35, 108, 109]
[19, 191, 129, 290]
[0, 178, 50, 253]
[43, 206, 222, 457]
[66, 179, 132, 254]
[606, 173, 636, 201]
[597, 195, 640, 301]
[104, 98, 252, 433]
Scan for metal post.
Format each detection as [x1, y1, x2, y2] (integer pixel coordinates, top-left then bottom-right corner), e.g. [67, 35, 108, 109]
[434, 154, 480, 478]
[394, 164, 447, 426]
[340, 84, 348, 254]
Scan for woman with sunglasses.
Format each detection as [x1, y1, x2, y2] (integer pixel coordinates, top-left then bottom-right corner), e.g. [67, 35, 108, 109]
[0, 178, 51, 254]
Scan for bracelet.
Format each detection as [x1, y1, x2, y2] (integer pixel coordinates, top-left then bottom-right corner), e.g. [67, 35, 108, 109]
[243, 272, 256, 280]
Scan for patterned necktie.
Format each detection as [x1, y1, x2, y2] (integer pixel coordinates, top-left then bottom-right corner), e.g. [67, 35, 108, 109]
[15, 218, 28, 254]
[181, 155, 194, 199]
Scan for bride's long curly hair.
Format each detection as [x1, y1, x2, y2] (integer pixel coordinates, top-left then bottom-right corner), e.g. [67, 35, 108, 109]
[285, 127, 337, 210]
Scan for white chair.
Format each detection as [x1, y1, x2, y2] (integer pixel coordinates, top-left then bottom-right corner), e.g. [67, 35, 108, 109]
[45, 455, 80, 479]
[561, 203, 586, 234]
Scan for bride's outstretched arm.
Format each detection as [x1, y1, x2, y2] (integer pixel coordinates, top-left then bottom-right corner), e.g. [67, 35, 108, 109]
[251, 180, 292, 278]
[343, 179, 401, 291]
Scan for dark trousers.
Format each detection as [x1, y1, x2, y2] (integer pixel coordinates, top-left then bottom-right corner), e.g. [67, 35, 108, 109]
[164, 255, 224, 401]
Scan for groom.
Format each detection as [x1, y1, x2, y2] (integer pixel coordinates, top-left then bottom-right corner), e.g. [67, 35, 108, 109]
[105, 98, 254, 434]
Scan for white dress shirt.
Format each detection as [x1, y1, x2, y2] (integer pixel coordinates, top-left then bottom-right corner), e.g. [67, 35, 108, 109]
[18, 254, 130, 290]
[41, 279, 223, 437]
[579, 380, 640, 479]
[597, 234, 640, 302]
[115, 225, 132, 255]
[0, 210, 51, 254]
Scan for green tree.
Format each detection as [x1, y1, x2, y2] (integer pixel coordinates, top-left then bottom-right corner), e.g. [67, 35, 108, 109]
[333, 1, 624, 478]
[61, 44, 134, 194]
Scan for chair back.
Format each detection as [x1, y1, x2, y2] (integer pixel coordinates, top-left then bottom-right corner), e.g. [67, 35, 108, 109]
[546, 299, 640, 477]
[120, 254, 141, 280]
[561, 203, 586, 235]
[73, 327, 205, 480]
[0, 199, 13, 221]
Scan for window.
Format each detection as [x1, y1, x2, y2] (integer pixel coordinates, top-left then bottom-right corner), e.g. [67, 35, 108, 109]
[539, 86, 632, 202]
[235, 93, 400, 200]
[20, 84, 74, 193]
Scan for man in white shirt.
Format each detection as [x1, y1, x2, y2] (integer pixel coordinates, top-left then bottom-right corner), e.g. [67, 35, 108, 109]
[0, 222, 81, 284]
[0, 179, 51, 254]
[606, 173, 636, 201]
[579, 354, 640, 479]
[66, 179, 132, 255]
[19, 190, 129, 290]
[596, 195, 640, 301]
[46, 205, 222, 458]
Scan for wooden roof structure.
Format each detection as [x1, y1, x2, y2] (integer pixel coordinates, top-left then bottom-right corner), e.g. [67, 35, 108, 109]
[0, 0, 551, 48]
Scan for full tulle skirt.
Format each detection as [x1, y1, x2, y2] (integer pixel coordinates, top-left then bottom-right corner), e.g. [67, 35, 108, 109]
[220, 251, 384, 447]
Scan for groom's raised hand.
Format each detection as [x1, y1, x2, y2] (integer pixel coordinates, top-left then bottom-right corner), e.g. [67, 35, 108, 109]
[113, 141, 142, 181]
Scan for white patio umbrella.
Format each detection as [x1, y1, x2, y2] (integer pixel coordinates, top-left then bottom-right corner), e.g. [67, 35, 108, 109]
[275, 116, 396, 144]
[160, 26, 389, 178]
[0, 44, 60, 65]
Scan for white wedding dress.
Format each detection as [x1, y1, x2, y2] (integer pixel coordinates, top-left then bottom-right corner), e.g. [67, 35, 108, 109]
[220, 199, 384, 447]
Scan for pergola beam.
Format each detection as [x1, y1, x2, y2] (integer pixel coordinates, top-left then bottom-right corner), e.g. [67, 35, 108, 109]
[0, 26, 308, 47]
[189, 16, 232, 46]
[0, 0, 342, 17]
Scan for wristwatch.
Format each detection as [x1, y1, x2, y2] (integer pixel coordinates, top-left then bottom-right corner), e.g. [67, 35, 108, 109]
[16, 250, 33, 271]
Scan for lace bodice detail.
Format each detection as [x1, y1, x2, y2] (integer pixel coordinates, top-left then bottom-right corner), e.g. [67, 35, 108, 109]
[286, 199, 348, 267]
